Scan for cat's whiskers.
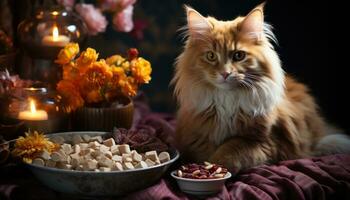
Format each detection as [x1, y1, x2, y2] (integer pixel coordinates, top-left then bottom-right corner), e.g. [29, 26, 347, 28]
[236, 74, 257, 87]
[239, 81, 252, 91]
[244, 72, 263, 80]
[238, 79, 254, 91]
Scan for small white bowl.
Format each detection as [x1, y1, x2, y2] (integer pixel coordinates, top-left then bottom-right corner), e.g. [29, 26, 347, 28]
[171, 170, 232, 195]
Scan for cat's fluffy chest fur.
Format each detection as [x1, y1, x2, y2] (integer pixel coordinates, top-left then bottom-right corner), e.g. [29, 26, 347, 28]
[178, 81, 266, 145]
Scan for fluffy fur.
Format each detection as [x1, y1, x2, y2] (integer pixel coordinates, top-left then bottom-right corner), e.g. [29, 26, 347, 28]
[172, 4, 350, 171]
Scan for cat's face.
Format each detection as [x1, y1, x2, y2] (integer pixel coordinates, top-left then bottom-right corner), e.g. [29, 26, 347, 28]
[183, 5, 279, 91]
[174, 4, 284, 116]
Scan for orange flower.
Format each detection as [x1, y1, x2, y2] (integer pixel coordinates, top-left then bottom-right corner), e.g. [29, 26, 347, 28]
[111, 66, 126, 85]
[130, 57, 152, 84]
[121, 61, 130, 71]
[62, 62, 79, 81]
[106, 55, 125, 66]
[11, 130, 59, 163]
[57, 80, 84, 111]
[107, 55, 130, 71]
[83, 60, 113, 89]
[86, 89, 103, 103]
[111, 65, 125, 76]
[55, 43, 79, 65]
[120, 77, 138, 97]
[76, 47, 99, 73]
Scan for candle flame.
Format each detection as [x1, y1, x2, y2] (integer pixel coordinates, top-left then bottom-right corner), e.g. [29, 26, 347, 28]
[52, 26, 59, 41]
[30, 100, 37, 113]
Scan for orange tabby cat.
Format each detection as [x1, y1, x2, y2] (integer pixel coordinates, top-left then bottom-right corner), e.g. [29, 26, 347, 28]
[173, 3, 350, 172]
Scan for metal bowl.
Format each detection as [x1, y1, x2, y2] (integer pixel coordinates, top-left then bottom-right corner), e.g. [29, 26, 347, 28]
[25, 131, 179, 196]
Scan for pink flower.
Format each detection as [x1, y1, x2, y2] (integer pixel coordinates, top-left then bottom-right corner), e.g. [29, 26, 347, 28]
[75, 4, 108, 36]
[56, 0, 75, 8]
[113, 5, 134, 32]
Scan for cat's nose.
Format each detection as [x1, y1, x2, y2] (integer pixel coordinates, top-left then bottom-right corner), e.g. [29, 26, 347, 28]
[220, 72, 231, 79]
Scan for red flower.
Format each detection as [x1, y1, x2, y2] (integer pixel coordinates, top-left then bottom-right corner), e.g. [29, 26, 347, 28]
[127, 48, 139, 60]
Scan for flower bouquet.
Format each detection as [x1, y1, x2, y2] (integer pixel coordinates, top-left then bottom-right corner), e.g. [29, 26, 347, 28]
[55, 43, 151, 130]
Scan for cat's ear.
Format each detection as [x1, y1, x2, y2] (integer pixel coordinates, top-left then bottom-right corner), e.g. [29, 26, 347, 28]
[185, 5, 212, 37]
[239, 3, 265, 41]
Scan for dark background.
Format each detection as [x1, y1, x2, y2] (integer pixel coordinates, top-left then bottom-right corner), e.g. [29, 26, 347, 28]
[6, 0, 348, 134]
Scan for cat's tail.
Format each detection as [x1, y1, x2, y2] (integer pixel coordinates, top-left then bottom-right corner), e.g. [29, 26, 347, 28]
[313, 126, 350, 156]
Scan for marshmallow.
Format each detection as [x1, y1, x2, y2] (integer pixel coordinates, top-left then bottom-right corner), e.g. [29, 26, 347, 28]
[145, 151, 159, 164]
[99, 167, 111, 172]
[145, 159, 155, 167]
[103, 138, 116, 147]
[159, 152, 170, 163]
[73, 144, 81, 154]
[98, 156, 114, 168]
[32, 158, 45, 166]
[112, 155, 122, 162]
[123, 162, 134, 170]
[83, 159, 98, 171]
[112, 162, 123, 171]
[135, 161, 148, 169]
[118, 144, 131, 154]
[82, 135, 91, 142]
[110, 145, 120, 155]
[61, 144, 73, 155]
[45, 160, 56, 168]
[51, 136, 64, 144]
[38, 150, 51, 160]
[90, 136, 103, 143]
[72, 135, 83, 144]
[132, 151, 143, 162]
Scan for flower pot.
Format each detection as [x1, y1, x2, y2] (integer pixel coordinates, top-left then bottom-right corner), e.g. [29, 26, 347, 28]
[71, 96, 134, 131]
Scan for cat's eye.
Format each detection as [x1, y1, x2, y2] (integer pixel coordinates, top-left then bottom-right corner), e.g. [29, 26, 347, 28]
[232, 50, 246, 62]
[206, 51, 217, 62]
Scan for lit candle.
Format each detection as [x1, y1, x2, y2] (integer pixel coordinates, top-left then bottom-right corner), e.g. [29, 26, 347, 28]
[42, 26, 70, 47]
[18, 99, 48, 121]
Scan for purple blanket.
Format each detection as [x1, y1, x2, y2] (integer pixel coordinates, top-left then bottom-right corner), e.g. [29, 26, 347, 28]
[1, 94, 350, 200]
[128, 154, 350, 200]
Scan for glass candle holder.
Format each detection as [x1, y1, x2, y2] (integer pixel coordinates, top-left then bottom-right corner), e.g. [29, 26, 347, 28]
[6, 84, 68, 134]
[17, 6, 88, 87]
[17, 6, 88, 60]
